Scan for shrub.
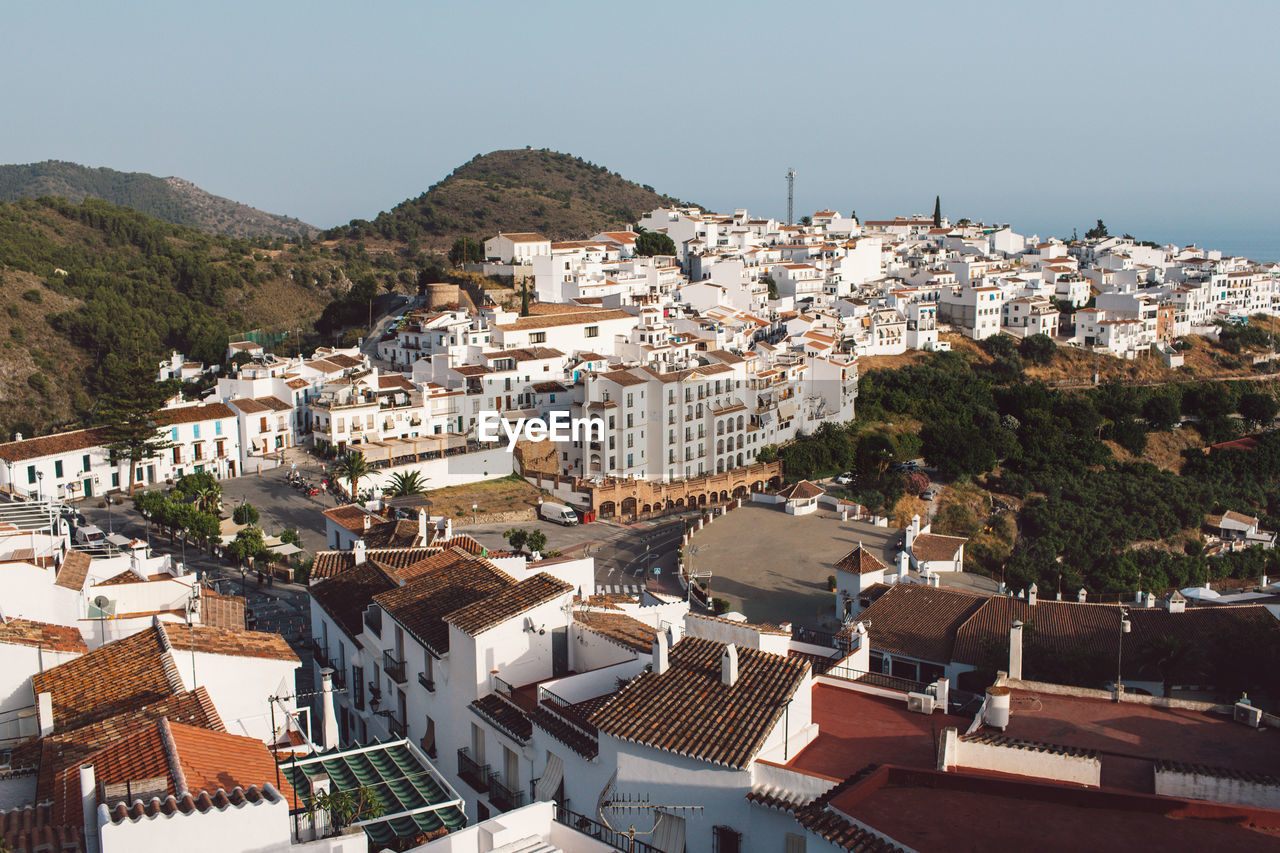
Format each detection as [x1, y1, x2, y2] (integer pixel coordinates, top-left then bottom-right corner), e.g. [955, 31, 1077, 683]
[712, 597, 730, 614]
[233, 502, 260, 525]
[21, 289, 41, 304]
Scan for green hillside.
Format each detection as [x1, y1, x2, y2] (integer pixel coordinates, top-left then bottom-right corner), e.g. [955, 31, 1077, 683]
[0, 161, 317, 239]
[329, 148, 699, 246]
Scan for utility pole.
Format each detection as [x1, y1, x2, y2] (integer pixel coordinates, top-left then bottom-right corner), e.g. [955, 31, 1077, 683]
[785, 168, 796, 226]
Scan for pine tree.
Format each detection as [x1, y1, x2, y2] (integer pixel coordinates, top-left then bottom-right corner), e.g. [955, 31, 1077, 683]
[97, 355, 172, 493]
[933, 196, 942, 227]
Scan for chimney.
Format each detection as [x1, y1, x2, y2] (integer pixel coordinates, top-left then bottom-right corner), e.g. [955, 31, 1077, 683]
[362, 514, 372, 532]
[417, 509, 428, 544]
[1165, 591, 1186, 614]
[1008, 621, 1024, 681]
[80, 764, 100, 853]
[652, 631, 669, 675]
[897, 549, 909, 575]
[12, 432, 21, 442]
[933, 677, 950, 711]
[1077, 588, 1087, 603]
[905, 514, 920, 550]
[353, 539, 366, 565]
[320, 668, 339, 748]
[1134, 590, 1144, 604]
[721, 643, 739, 687]
[1026, 584, 1038, 606]
[38, 691, 54, 737]
[1144, 591, 1156, 608]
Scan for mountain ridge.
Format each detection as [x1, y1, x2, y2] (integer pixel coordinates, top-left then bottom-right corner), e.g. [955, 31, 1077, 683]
[0, 160, 318, 240]
[328, 148, 700, 246]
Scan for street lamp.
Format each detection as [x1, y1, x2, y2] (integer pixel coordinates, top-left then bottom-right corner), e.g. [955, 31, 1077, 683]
[36, 471, 43, 502]
[1115, 607, 1131, 702]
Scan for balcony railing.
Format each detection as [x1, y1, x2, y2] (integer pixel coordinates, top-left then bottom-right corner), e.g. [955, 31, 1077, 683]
[330, 668, 346, 690]
[378, 711, 406, 737]
[487, 772, 524, 812]
[553, 806, 662, 853]
[417, 672, 436, 692]
[383, 651, 407, 684]
[457, 748, 489, 794]
[310, 640, 329, 667]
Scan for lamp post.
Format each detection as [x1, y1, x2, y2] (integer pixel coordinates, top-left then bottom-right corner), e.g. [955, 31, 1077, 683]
[1115, 606, 1131, 702]
[36, 471, 43, 502]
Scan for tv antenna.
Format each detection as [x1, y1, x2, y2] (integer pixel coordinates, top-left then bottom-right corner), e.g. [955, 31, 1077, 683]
[599, 793, 704, 852]
[785, 168, 796, 226]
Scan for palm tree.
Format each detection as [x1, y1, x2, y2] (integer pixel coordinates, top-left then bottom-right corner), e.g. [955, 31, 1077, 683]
[386, 470, 428, 497]
[334, 451, 370, 500]
[192, 482, 221, 515]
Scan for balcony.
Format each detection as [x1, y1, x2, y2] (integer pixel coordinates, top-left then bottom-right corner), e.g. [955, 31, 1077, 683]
[310, 640, 329, 667]
[417, 672, 435, 692]
[554, 806, 662, 853]
[330, 668, 346, 690]
[419, 735, 437, 760]
[457, 748, 490, 794]
[487, 772, 524, 813]
[378, 711, 406, 737]
[383, 650, 407, 684]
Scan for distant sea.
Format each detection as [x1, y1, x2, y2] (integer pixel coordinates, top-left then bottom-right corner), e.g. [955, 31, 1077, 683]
[1169, 226, 1280, 264]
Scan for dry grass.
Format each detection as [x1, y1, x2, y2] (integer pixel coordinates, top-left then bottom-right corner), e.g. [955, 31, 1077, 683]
[426, 475, 544, 518]
[1105, 427, 1204, 474]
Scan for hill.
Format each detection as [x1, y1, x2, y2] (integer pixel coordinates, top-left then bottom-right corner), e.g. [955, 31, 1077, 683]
[329, 148, 699, 246]
[0, 161, 318, 240]
[0, 197, 363, 437]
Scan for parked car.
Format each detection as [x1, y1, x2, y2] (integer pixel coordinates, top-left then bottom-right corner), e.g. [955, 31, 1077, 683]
[74, 524, 107, 546]
[920, 489, 938, 501]
[834, 472, 854, 486]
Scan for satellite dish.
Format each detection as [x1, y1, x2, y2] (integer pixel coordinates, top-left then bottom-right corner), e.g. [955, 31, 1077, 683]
[92, 595, 111, 610]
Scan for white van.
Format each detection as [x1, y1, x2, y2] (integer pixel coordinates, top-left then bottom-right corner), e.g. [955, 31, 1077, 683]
[74, 525, 106, 546]
[540, 502, 579, 526]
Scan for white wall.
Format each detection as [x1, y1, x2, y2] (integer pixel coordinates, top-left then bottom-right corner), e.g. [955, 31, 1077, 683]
[0, 642, 82, 716]
[96, 788, 292, 853]
[1155, 766, 1280, 810]
[939, 727, 1101, 787]
[173, 650, 299, 742]
[363, 447, 514, 492]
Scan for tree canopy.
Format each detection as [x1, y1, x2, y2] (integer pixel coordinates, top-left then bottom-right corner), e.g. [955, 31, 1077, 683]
[634, 229, 676, 257]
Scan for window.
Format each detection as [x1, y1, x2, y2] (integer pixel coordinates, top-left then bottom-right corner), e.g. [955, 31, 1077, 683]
[82, 454, 91, 472]
[111, 472, 120, 488]
[259, 416, 268, 432]
[27, 466, 35, 485]
[712, 826, 742, 853]
[171, 427, 179, 442]
[784, 833, 806, 853]
[584, 326, 599, 338]
[54, 460, 63, 478]
[530, 332, 547, 344]
[172, 447, 181, 464]
[192, 424, 200, 439]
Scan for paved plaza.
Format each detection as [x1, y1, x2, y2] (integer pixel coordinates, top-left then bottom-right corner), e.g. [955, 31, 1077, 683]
[688, 503, 996, 630]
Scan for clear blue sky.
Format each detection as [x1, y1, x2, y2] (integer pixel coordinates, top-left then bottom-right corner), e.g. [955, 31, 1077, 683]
[4, 1, 1277, 255]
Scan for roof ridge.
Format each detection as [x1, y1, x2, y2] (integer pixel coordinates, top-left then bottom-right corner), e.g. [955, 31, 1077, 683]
[158, 717, 189, 800]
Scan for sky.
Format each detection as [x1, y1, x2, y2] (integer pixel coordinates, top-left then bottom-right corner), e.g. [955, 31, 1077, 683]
[3, 1, 1278, 257]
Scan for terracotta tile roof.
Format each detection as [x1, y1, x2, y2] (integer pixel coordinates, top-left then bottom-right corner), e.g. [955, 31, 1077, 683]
[0, 427, 109, 463]
[310, 561, 397, 639]
[54, 550, 92, 590]
[778, 480, 825, 500]
[747, 765, 898, 852]
[483, 346, 565, 362]
[199, 590, 247, 630]
[95, 569, 143, 586]
[687, 612, 792, 636]
[494, 232, 548, 243]
[229, 397, 269, 414]
[530, 704, 598, 759]
[31, 688, 223, 806]
[151, 403, 236, 426]
[494, 309, 632, 332]
[910, 532, 966, 563]
[0, 619, 86, 653]
[834, 544, 888, 575]
[447, 573, 573, 637]
[362, 518, 423, 548]
[161, 624, 298, 662]
[599, 369, 648, 387]
[592, 637, 809, 768]
[31, 625, 183, 733]
[321, 504, 373, 533]
[470, 693, 532, 743]
[1208, 509, 1259, 527]
[575, 611, 657, 653]
[373, 554, 516, 654]
[326, 353, 363, 369]
[0, 802, 82, 853]
[954, 598, 1280, 681]
[52, 718, 294, 830]
[853, 584, 987, 664]
[309, 546, 441, 580]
